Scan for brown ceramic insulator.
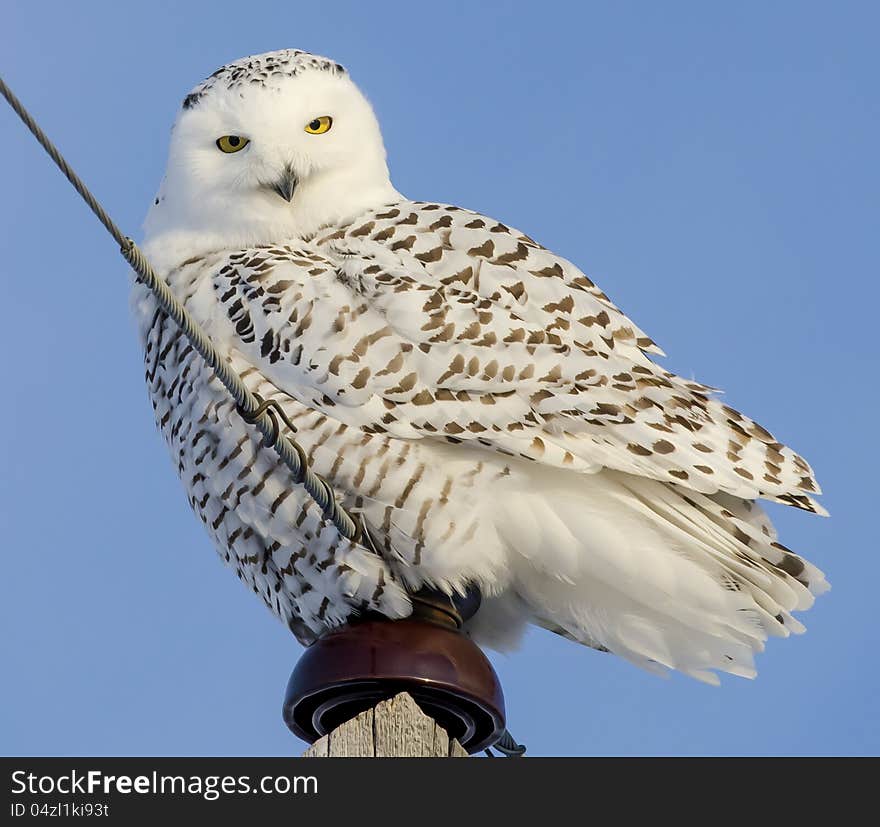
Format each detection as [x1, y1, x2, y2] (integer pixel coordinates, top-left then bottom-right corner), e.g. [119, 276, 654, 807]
[283, 589, 505, 754]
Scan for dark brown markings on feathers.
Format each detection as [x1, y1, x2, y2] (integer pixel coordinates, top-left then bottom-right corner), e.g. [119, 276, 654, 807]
[722, 405, 743, 422]
[372, 227, 395, 242]
[530, 263, 564, 279]
[270, 487, 292, 515]
[459, 321, 482, 340]
[352, 367, 371, 389]
[776, 553, 806, 578]
[503, 282, 526, 301]
[416, 247, 444, 263]
[410, 390, 434, 405]
[579, 310, 611, 328]
[493, 243, 530, 266]
[441, 266, 473, 286]
[793, 455, 811, 474]
[543, 295, 575, 314]
[217, 434, 249, 471]
[468, 240, 495, 258]
[411, 498, 435, 565]
[766, 445, 786, 464]
[437, 354, 466, 384]
[250, 465, 276, 497]
[388, 372, 418, 393]
[395, 463, 426, 509]
[391, 235, 416, 251]
[429, 323, 455, 343]
[538, 364, 562, 382]
[365, 451, 395, 499]
[350, 221, 375, 237]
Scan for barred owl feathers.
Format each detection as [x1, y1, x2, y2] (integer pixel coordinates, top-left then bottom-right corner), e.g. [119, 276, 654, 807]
[134, 49, 828, 686]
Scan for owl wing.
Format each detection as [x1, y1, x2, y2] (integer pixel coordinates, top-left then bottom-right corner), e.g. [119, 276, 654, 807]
[211, 201, 824, 514]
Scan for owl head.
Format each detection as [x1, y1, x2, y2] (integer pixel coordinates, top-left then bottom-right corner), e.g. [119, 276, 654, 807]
[144, 50, 399, 265]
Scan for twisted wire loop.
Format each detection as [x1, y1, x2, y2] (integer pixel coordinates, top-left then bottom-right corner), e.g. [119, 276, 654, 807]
[1, 73, 529, 756]
[236, 392, 297, 446]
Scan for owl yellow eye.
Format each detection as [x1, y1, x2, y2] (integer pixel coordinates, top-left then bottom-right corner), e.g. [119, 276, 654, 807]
[304, 116, 333, 134]
[216, 135, 250, 153]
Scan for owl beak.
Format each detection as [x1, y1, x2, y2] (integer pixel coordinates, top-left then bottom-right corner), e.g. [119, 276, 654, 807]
[272, 168, 298, 202]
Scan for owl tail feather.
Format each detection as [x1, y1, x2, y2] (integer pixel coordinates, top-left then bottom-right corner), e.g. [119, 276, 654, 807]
[492, 465, 827, 685]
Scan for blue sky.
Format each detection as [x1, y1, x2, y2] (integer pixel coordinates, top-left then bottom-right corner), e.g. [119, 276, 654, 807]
[1, 1, 877, 756]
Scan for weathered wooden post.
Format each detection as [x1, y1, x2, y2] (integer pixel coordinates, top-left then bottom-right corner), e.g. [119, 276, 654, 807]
[302, 693, 470, 757]
[284, 587, 506, 757]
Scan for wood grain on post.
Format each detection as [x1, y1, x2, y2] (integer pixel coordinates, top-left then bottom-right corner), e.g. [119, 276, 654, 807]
[302, 693, 469, 757]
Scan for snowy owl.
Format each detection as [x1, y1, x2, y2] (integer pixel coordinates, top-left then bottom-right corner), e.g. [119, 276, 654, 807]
[133, 49, 827, 685]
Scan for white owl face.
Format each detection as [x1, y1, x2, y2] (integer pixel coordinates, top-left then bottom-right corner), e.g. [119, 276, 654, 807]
[143, 52, 400, 262]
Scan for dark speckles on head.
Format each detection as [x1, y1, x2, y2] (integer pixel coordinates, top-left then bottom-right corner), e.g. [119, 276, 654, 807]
[181, 49, 348, 110]
[182, 91, 203, 110]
